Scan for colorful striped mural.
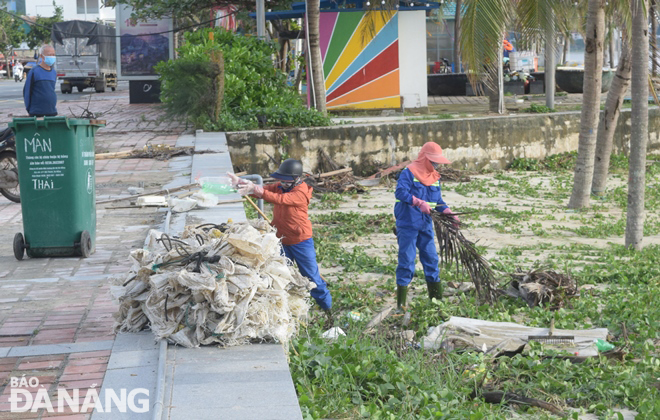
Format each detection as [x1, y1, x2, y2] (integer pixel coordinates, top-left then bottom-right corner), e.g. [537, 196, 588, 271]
[320, 11, 400, 110]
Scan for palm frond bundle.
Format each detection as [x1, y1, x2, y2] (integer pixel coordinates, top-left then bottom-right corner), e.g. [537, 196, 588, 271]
[431, 210, 496, 303]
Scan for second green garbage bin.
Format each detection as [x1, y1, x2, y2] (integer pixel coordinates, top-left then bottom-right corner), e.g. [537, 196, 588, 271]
[9, 117, 105, 260]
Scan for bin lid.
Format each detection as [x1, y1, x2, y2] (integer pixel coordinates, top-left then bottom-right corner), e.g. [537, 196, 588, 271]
[9, 116, 106, 129]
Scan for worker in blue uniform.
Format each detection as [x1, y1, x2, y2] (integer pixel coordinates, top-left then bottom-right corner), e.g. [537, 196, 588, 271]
[394, 142, 459, 310]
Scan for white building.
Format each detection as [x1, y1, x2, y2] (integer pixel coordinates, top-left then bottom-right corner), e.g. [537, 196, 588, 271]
[26, 0, 114, 23]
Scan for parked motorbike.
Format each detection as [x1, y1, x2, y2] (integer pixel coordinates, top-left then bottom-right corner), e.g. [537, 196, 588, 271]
[0, 127, 20, 203]
[13, 65, 24, 82]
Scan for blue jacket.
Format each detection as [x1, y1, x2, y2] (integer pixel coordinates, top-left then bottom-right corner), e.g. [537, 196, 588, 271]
[24, 65, 58, 116]
[394, 168, 449, 230]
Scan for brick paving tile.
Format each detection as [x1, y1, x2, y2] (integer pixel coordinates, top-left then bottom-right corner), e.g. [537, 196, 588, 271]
[40, 414, 90, 419]
[58, 372, 105, 383]
[68, 351, 111, 360]
[63, 364, 106, 375]
[66, 358, 108, 367]
[57, 380, 103, 390]
[0, 412, 40, 419]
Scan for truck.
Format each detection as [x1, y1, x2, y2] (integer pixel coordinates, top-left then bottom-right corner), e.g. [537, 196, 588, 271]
[51, 20, 117, 94]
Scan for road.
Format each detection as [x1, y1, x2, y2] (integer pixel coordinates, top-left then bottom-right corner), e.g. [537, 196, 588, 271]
[0, 79, 129, 120]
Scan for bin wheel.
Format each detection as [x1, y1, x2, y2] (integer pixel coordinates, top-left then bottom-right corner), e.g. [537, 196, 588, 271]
[111, 87, 116, 92]
[13, 233, 25, 260]
[80, 231, 92, 258]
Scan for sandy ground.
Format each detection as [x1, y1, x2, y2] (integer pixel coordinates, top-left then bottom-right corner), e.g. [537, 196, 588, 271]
[303, 170, 660, 287]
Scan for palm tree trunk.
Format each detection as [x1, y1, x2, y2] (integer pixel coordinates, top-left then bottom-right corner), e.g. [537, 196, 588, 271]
[591, 38, 631, 196]
[608, 29, 615, 68]
[652, 0, 657, 77]
[307, 0, 327, 114]
[453, 0, 462, 72]
[545, 12, 556, 110]
[562, 36, 569, 65]
[625, 0, 649, 250]
[486, 41, 504, 114]
[567, 0, 606, 209]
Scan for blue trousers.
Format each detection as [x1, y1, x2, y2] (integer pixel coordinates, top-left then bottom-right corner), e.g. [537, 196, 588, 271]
[396, 226, 440, 287]
[282, 238, 332, 310]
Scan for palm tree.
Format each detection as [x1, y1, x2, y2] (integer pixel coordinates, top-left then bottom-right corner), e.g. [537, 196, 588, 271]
[625, 0, 649, 249]
[453, 0, 463, 72]
[567, 0, 606, 209]
[306, 0, 327, 114]
[461, 0, 566, 114]
[590, 1, 632, 195]
[591, 37, 631, 196]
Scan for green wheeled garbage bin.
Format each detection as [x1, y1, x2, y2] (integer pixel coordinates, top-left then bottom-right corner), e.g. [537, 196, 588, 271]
[9, 117, 105, 260]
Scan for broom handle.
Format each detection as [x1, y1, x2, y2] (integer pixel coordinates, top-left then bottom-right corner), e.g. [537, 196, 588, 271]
[244, 195, 271, 223]
[244, 195, 330, 283]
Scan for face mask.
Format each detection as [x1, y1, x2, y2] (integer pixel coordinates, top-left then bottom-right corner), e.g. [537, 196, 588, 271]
[431, 162, 442, 171]
[44, 56, 56, 66]
[280, 181, 295, 191]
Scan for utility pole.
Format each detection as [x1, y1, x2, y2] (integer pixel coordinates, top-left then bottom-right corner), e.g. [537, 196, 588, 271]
[256, 0, 266, 39]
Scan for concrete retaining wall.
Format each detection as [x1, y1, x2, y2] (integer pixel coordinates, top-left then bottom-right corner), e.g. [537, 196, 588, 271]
[226, 108, 660, 175]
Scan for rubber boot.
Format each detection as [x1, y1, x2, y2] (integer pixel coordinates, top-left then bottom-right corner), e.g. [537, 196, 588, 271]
[396, 286, 408, 312]
[427, 281, 443, 301]
[323, 308, 334, 328]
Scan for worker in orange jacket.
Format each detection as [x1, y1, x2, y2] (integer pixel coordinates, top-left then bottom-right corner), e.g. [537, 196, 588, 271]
[228, 160, 333, 311]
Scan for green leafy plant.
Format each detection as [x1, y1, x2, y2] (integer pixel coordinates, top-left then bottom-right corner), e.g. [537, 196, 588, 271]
[156, 28, 331, 131]
[522, 103, 556, 113]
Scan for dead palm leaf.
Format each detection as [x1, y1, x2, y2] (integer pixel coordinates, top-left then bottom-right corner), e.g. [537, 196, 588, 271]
[431, 210, 497, 303]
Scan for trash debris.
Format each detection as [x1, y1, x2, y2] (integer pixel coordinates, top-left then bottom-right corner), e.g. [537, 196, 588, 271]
[347, 311, 361, 321]
[190, 192, 218, 208]
[127, 187, 144, 195]
[528, 317, 575, 345]
[322, 327, 346, 339]
[199, 176, 235, 195]
[168, 197, 198, 213]
[136, 196, 168, 207]
[504, 268, 578, 308]
[594, 338, 615, 352]
[112, 221, 313, 348]
[422, 316, 608, 360]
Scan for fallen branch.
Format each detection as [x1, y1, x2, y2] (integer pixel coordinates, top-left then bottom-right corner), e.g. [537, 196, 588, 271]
[362, 305, 394, 334]
[318, 167, 353, 178]
[366, 161, 411, 179]
[95, 150, 134, 160]
[96, 183, 200, 205]
[473, 390, 564, 416]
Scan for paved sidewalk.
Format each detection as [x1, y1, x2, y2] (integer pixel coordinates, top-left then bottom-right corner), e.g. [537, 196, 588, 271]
[0, 89, 187, 419]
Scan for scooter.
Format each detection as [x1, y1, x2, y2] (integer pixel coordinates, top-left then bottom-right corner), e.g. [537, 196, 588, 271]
[13, 66, 24, 83]
[0, 127, 20, 203]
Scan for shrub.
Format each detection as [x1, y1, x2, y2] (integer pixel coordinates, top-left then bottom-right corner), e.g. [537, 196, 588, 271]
[156, 28, 331, 131]
[522, 103, 555, 113]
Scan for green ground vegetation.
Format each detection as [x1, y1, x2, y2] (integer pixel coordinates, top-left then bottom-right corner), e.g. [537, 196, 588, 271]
[262, 152, 660, 419]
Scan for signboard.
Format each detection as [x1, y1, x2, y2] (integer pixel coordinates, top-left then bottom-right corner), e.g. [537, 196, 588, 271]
[115, 4, 174, 80]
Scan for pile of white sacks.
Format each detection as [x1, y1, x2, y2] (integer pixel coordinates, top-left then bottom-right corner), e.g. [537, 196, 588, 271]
[112, 220, 313, 348]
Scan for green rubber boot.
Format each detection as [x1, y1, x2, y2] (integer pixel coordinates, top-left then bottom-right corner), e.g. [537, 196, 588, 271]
[427, 282, 443, 301]
[396, 286, 408, 312]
